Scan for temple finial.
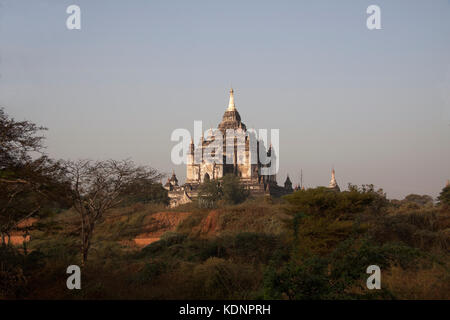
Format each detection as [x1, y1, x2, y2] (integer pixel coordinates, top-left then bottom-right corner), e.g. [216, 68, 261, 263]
[227, 87, 236, 111]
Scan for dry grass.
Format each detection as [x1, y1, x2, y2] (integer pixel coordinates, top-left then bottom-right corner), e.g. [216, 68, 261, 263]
[383, 264, 450, 299]
[176, 198, 290, 238]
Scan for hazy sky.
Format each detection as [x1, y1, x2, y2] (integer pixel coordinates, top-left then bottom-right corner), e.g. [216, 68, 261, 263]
[1, 0, 449, 199]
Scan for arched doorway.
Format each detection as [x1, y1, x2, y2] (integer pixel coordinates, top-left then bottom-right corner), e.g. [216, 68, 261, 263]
[203, 173, 210, 182]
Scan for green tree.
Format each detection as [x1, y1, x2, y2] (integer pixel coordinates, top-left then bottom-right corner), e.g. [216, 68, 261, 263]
[284, 185, 387, 219]
[197, 178, 222, 208]
[402, 194, 434, 207]
[437, 184, 450, 207]
[221, 174, 249, 205]
[0, 108, 69, 245]
[122, 180, 169, 205]
[264, 237, 417, 300]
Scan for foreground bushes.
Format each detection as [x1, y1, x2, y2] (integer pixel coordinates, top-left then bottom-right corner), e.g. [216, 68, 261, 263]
[264, 238, 420, 300]
[0, 246, 45, 298]
[2, 184, 449, 300]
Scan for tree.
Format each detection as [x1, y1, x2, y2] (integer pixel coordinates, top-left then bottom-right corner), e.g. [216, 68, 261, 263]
[0, 157, 69, 245]
[221, 174, 249, 205]
[0, 108, 69, 245]
[0, 108, 46, 169]
[64, 159, 162, 264]
[402, 194, 434, 207]
[284, 185, 387, 218]
[121, 179, 169, 206]
[197, 174, 249, 208]
[437, 184, 450, 207]
[198, 179, 222, 208]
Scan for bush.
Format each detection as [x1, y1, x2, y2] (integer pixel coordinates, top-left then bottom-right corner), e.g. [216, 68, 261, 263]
[0, 246, 45, 298]
[190, 257, 257, 299]
[264, 257, 330, 300]
[369, 210, 449, 251]
[221, 174, 249, 205]
[438, 185, 450, 207]
[131, 260, 168, 283]
[402, 194, 434, 207]
[216, 232, 287, 264]
[198, 180, 222, 208]
[121, 181, 170, 206]
[264, 237, 419, 300]
[197, 174, 249, 207]
[284, 185, 387, 219]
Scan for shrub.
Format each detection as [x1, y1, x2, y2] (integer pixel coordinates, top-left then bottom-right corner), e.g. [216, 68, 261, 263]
[0, 246, 45, 298]
[284, 185, 387, 219]
[221, 174, 249, 205]
[197, 174, 249, 207]
[264, 237, 419, 300]
[369, 210, 449, 251]
[438, 185, 450, 207]
[218, 232, 286, 264]
[402, 194, 434, 207]
[131, 260, 168, 283]
[264, 257, 330, 300]
[198, 180, 222, 208]
[190, 257, 256, 299]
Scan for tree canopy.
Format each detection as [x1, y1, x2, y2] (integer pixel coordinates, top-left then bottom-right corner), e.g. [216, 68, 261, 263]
[0, 108, 69, 245]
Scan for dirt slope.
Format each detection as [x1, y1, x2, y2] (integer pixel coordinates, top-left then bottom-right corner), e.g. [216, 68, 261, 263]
[133, 212, 191, 246]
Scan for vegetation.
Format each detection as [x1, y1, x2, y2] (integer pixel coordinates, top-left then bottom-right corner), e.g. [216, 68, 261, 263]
[438, 184, 450, 207]
[1, 183, 448, 300]
[63, 159, 163, 264]
[198, 174, 249, 208]
[1, 107, 449, 300]
[0, 108, 69, 245]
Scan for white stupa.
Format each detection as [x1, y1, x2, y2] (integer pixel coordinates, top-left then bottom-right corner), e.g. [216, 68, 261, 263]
[328, 168, 340, 192]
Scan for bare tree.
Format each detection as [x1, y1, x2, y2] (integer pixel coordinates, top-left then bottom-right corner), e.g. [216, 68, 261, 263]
[64, 159, 162, 265]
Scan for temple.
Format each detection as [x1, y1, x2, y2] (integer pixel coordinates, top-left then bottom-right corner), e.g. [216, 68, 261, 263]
[166, 88, 293, 207]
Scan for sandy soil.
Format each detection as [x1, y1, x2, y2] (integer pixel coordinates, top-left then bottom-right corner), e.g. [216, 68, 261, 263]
[198, 210, 221, 236]
[133, 211, 191, 247]
[8, 218, 37, 245]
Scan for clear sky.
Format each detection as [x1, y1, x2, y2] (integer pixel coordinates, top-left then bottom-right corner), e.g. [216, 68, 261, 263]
[1, 0, 449, 199]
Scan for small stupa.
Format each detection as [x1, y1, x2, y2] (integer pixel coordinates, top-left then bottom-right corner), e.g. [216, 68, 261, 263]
[328, 168, 340, 192]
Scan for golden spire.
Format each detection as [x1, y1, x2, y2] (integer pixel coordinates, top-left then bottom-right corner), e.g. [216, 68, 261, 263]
[227, 87, 236, 111]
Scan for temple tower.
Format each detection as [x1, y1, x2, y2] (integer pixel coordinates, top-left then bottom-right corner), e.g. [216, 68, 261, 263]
[328, 168, 340, 192]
